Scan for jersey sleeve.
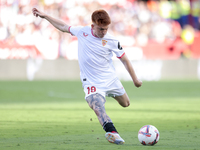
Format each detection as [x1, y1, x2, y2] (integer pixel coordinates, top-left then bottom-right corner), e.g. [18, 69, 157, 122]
[112, 41, 125, 59]
[68, 26, 83, 36]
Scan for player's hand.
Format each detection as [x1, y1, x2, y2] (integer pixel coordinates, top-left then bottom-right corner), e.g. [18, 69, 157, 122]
[32, 8, 46, 18]
[134, 79, 142, 88]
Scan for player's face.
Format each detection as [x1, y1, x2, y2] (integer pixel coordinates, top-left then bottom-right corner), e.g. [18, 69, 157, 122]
[92, 24, 109, 38]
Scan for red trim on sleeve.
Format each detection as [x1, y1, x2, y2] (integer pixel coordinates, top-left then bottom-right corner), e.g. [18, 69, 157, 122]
[68, 26, 74, 36]
[117, 52, 125, 59]
[68, 26, 71, 33]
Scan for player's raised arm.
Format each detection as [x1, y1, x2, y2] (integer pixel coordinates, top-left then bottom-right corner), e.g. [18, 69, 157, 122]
[119, 54, 142, 88]
[32, 8, 70, 33]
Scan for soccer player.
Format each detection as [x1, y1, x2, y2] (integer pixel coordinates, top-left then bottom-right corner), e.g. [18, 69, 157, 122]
[32, 8, 142, 145]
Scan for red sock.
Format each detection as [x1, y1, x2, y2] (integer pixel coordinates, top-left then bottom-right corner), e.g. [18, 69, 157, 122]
[111, 131, 118, 133]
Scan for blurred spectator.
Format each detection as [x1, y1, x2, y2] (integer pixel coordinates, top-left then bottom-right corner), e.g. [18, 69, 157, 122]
[191, 0, 200, 30]
[170, 0, 181, 25]
[178, 0, 191, 28]
[159, 0, 171, 20]
[181, 25, 195, 45]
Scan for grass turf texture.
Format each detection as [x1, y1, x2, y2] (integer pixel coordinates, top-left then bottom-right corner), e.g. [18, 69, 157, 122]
[0, 80, 200, 150]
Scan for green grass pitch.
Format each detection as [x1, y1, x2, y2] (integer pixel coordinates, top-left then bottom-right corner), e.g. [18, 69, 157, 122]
[0, 80, 200, 150]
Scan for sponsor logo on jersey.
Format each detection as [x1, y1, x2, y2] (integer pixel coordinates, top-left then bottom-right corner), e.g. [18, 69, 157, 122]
[102, 40, 107, 46]
[83, 33, 88, 37]
[118, 42, 123, 50]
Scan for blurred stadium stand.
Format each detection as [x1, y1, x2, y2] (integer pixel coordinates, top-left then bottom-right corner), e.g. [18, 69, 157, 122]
[0, 0, 200, 80]
[0, 0, 200, 59]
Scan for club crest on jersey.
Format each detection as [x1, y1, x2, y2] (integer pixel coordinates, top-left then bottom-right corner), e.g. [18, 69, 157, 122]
[102, 40, 107, 46]
[83, 33, 88, 37]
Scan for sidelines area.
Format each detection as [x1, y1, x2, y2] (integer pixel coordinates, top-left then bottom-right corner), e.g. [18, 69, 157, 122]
[0, 59, 200, 81]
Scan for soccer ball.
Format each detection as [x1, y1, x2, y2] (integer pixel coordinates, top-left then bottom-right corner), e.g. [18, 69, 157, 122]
[138, 125, 160, 146]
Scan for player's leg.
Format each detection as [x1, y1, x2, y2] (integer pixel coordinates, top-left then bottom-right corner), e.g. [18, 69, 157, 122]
[113, 92, 130, 107]
[86, 93, 112, 126]
[86, 93, 124, 144]
[106, 79, 130, 108]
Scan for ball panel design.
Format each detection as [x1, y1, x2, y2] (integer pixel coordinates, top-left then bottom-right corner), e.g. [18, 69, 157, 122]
[138, 125, 159, 146]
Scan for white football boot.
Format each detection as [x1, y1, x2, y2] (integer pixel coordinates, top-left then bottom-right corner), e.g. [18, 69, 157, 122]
[105, 132, 125, 145]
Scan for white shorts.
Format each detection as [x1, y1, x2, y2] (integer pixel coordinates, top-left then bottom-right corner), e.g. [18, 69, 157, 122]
[83, 79, 126, 99]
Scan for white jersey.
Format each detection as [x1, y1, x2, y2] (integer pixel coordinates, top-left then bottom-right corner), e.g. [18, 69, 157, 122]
[69, 26, 125, 88]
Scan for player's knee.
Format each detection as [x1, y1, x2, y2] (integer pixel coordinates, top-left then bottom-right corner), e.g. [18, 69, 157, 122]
[126, 101, 130, 107]
[121, 101, 130, 107]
